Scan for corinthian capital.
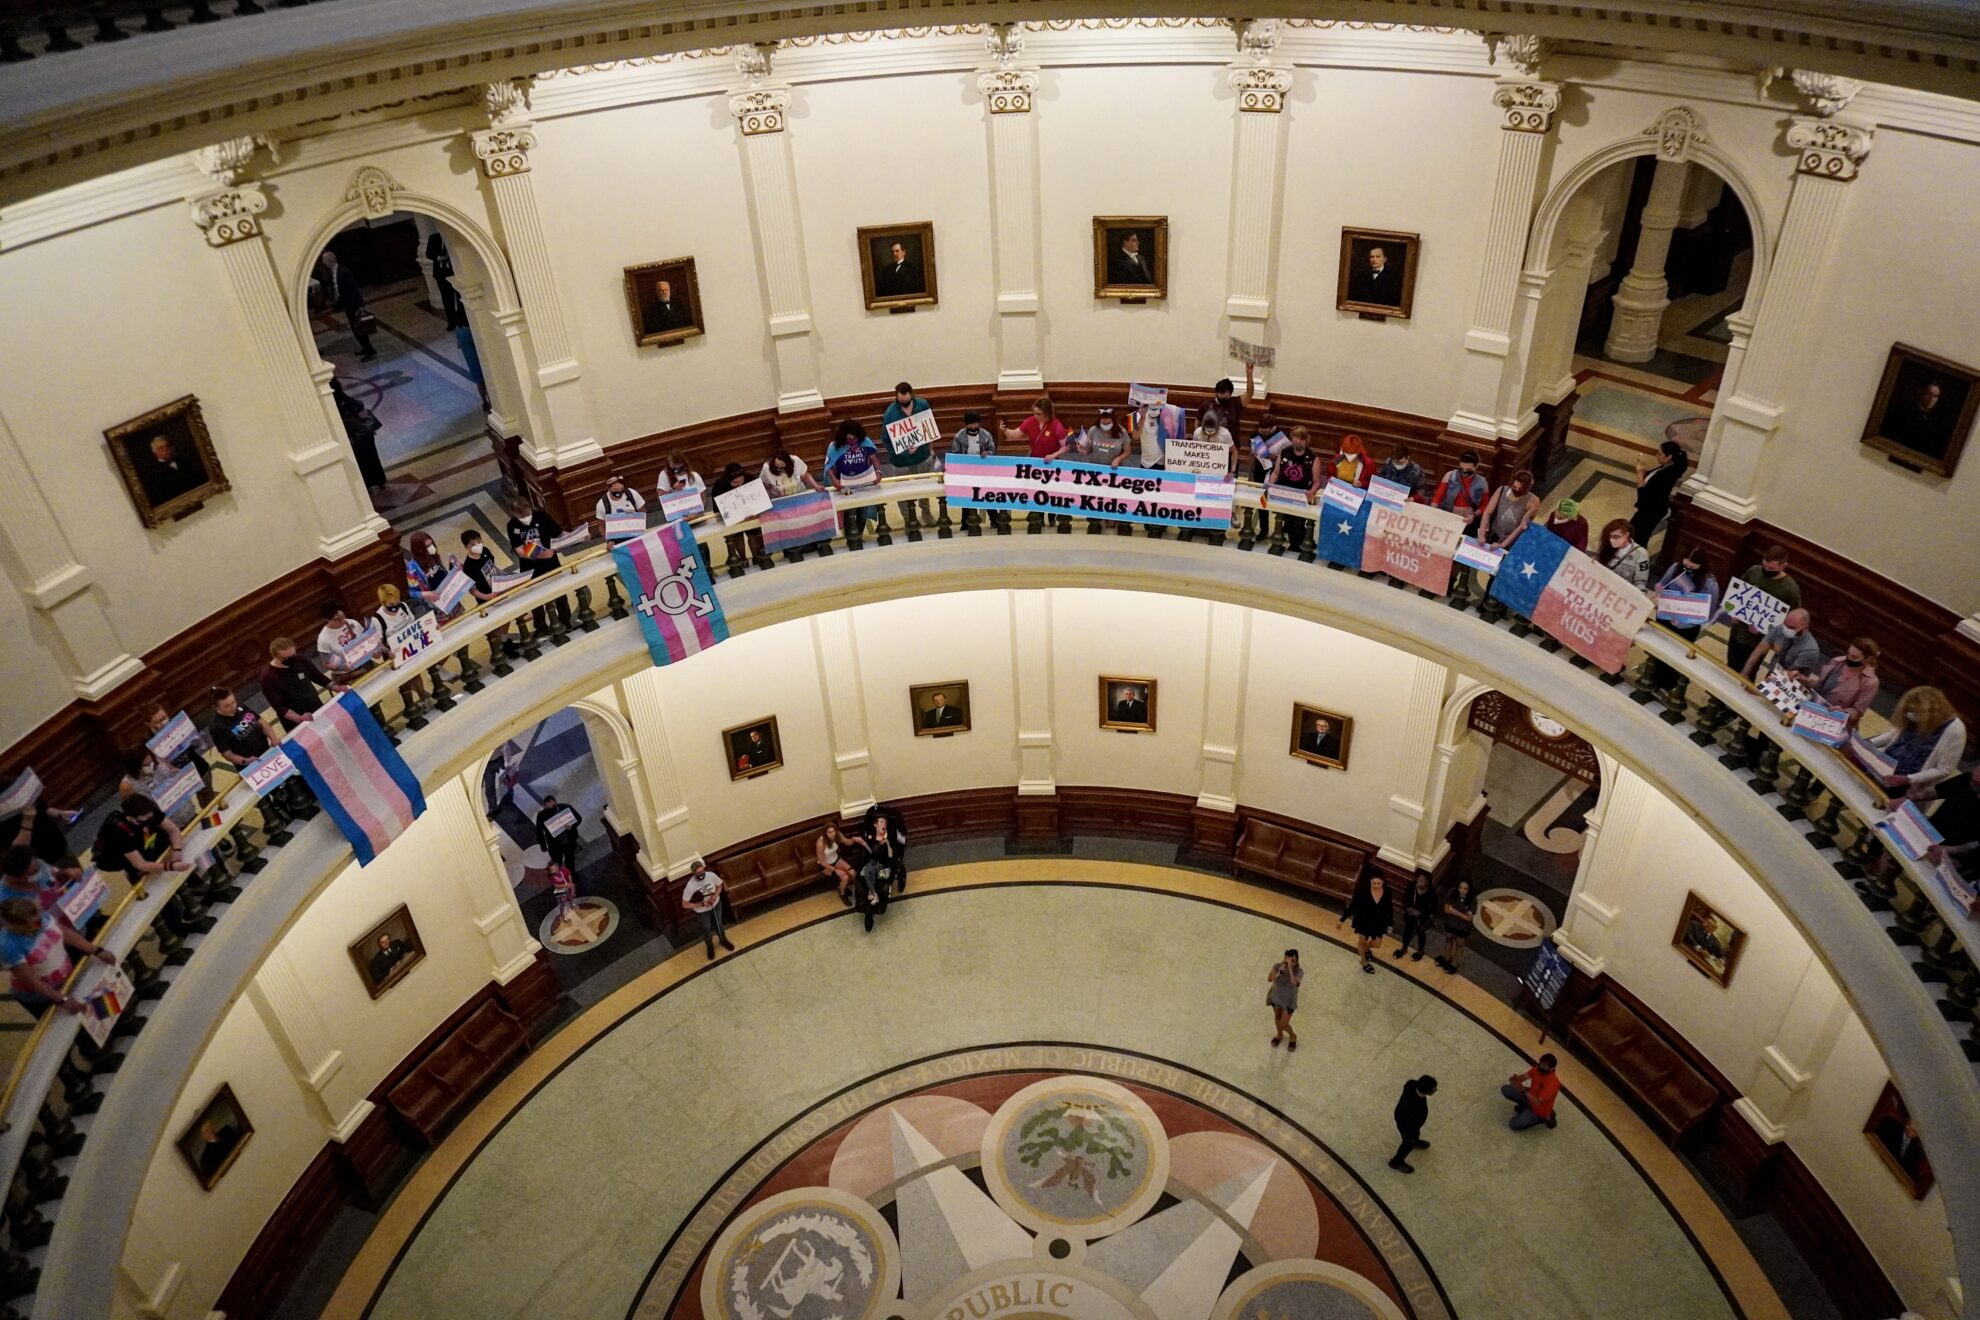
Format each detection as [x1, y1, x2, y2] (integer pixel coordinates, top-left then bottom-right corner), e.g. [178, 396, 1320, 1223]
[1785, 117, 1873, 181]
[482, 78, 535, 127]
[1492, 80, 1562, 133]
[1229, 65, 1292, 114]
[470, 126, 537, 177]
[1789, 69, 1864, 118]
[976, 67, 1040, 115]
[190, 134, 275, 186]
[1484, 33, 1552, 77]
[728, 85, 792, 135]
[189, 183, 269, 246]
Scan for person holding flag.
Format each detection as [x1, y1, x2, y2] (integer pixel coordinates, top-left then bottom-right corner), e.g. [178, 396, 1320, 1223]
[1489, 521, 1653, 673]
[505, 497, 573, 636]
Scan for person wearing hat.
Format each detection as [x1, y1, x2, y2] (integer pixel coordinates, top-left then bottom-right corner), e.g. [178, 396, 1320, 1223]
[949, 411, 1005, 532]
[1544, 497, 1589, 553]
[594, 473, 646, 521]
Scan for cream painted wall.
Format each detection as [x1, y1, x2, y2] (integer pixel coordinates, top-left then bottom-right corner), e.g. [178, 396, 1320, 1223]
[0, 549, 74, 747]
[852, 592, 1021, 800]
[1757, 127, 1980, 615]
[1047, 588, 1213, 793]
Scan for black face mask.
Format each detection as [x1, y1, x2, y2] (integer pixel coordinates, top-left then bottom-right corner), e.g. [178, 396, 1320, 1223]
[1845, 658, 1865, 668]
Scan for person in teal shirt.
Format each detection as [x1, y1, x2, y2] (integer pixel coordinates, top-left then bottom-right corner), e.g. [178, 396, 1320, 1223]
[879, 381, 937, 525]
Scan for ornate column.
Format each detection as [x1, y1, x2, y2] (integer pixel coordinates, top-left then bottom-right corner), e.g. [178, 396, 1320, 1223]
[618, 668, 700, 875]
[1553, 755, 1654, 974]
[0, 405, 141, 700]
[1446, 37, 1562, 446]
[1601, 155, 1690, 363]
[1380, 656, 1451, 870]
[443, 771, 544, 983]
[410, 212, 446, 308]
[1195, 602, 1249, 814]
[1691, 82, 1872, 519]
[187, 137, 387, 561]
[1734, 956, 1849, 1142]
[469, 80, 606, 471]
[1011, 589, 1059, 841]
[811, 612, 878, 818]
[246, 945, 373, 1138]
[976, 26, 1045, 397]
[1525, 195, 1608, 407]
[728, 45, 825, 415]
[1220, 21, 1293, 392]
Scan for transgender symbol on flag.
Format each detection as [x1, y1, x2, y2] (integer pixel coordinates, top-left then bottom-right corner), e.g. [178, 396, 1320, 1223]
[611, 519, 730, 669]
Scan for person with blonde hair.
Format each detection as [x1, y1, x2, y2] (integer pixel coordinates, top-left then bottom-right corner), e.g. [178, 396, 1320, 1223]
[1868, 686, 1967, 791]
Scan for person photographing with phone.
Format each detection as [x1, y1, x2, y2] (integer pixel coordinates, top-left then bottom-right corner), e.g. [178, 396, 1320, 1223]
[1266, 948, 1302, 1051]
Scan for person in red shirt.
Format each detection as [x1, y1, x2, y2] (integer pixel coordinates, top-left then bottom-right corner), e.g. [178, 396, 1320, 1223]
[1004, 396, 1068, 460]
[1502, 1053, 1561, 1130]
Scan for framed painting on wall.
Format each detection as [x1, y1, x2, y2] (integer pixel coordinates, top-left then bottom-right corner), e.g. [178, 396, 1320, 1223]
[1099, 676, 1157, 733]
[1671, 891, 1746, 986]
[176, 1083, 253, 1191]
[105, 394, 229, 528]
[348, 903, 425, 1000]
[724, 715, 783, 780]
[1288, 703, 1354, 770]
[857, 221, 939, 311]
[622, 257, 705, 348]
[1863, 1081, 1934, 1199]
[1336, 227, 1420, 319]
[910, 680, 971, 736]
[1859, 342, 1976, 477]
[1092, 216, 1168, 301]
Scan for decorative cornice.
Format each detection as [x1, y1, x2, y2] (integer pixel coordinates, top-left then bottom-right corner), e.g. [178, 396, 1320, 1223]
[1492, 79, 1561, 132]
[1483, 32, 1551, 77]
[1643, 106, 1709, 162]
[727, 85, 791, 134]
[1229, 64, 1293, 113]
[1788, 68, 1864, 118]
[469, 126, 537, 177]
[342, 163, 405, 216]
[481, 77, 535, 126]
[1785, 116, 1873, 180]
[187, 183, 268, 246]
[976, 67, 1040, 114]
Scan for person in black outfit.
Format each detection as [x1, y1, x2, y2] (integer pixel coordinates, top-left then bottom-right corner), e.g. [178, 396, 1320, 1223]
[1917, 765, 1980, 872]
[1389, 1075, 1438, 1173]
[1111, 685, 1149, 725]
[208, 687, 312, 814]
[1392, 874, 1438, 963]
[862, 812, 906, 904]
[2, 797, 76, 867]
[505, 499, 574, 636]
[331, 379, 389, 489]
[369, 933, 413, 986]
[921, 693, 965, 729]
[1629, 439, 1688, 547]
[320, 250, 375, 360]
[1343, 872, 1392, 973]
[259, 637, 344, 730]
[535, 794, 582, 871]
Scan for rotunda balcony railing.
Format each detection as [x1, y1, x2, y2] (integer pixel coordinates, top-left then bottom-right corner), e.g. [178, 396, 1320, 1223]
[6, 473, 1976, 1320]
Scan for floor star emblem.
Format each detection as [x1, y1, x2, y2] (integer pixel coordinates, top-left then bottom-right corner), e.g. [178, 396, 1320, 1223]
[552, 900, 610, 944]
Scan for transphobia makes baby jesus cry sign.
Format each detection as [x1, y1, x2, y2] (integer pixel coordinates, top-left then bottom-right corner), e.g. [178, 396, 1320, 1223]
[944, 455, 1234, 529]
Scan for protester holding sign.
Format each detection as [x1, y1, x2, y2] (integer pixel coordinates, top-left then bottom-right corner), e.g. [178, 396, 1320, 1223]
[760, 450, 821, 498]
[1331, 435, 1371, 489]
[121, 749, 200, 829]
[259, 637, 344, 731]
[506, 498, 574, 636]
[1374, 446, 1425, 502]
[373, 584, 437, 708]
[880, 382, 939, 524]
[1266, 429, 1322, 551]
[1189, 407, 1237, 474]
[1005, 396, 1068, 461]
[1721, 547, 1801, 674]
[1866, 687, 1968, 791]
[1209, 376, 1247, 442]
[1, 897, 116, 1018]
[1646, 550, 1721, 695]
[535, 794, 583, 871]
[1479, 470, 1540, 550]
[594, 473, 646, 522]
[403, 532, 466, 623]
[208, 687, 313, 813]
[1807, 639, 1881, 728]
[948, 411, 1005, 532]
[1071, 407, 1133, 466]
[1543, 498, 1589, 554]
[458, 530, 520, 660]
[825, 425, 882, 540]
[1908, 764, 1980, 869]
[1741, 607, 1822, 683]
[316, 599, 368, 676]
[2, 782, 77, 868]
[1431, 450, 1489, 533]
[93, 794, 182, 881]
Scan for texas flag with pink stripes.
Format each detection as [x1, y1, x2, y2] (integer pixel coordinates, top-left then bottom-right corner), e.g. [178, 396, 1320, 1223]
[283, 692, 426, 866]
[611, 519, 729, 669]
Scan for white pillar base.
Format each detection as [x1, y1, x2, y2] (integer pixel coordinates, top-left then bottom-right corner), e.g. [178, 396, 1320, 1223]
[1603, 282, 1671, 363]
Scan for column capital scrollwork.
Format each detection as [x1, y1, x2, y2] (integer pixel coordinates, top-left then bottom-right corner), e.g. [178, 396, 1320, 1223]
[1492, 79, 1561, 133]
[977, 67, 1041, 115]
[728, 85, 792, 135]
[470, 126, 537, 177]
[1229, 64, 1293, 114]
[189, 183, 269, 246]
[1785, 117, 1873, 181]
[1643, 106, 1709, 162]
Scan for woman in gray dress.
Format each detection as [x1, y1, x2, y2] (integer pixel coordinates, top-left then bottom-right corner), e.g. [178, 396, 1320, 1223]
[1267, 948, 1303, 1051]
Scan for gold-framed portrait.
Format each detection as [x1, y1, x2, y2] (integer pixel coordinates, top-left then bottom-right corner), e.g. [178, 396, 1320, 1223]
[105, 394, 229, 528]
[1336, 227, 1420, 319]
[1859, 342, 1976, 478]
[1863, 1081, 1934, 1199]
[857, 221, 939, 311]
[910, 680, 971, 737]
[724, 715, 783, 781]
[348, 903, 425, 1000]
[1671, 891, 1747, 987]
[621, 256, 705, 348]
[1289, 703, 1354, 770]
[176, 1083, 253, 1191]
[1093, 216, 1168, 300]
[1099, 676, 1157, 732]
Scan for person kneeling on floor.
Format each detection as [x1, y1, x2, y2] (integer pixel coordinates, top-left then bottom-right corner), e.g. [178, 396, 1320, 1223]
[1503, 1053, 1561, 1131]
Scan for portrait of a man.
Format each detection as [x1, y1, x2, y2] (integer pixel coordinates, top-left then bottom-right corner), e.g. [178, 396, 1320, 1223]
[911, 681, 972, 736]
[858, 222, 939, 310]
[1336, 228, 1420, 318]
[1671, 891, 1746, 986]
[1099, 677, 1158, 732]
[105, 395, 229, 528]
[1289, 703, 1354, 770]
[1864, 1082, 1934, 1198]
[622, 257, 705, 347]
[1861, 343, 1977, 477]
[1093, 217, 1169, 300]
[724, 716, 784, 780]
[347, 904, 426, 999]
[176, 1085, 253, 1190]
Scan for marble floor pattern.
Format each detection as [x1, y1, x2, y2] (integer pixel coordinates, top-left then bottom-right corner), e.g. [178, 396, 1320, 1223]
[340, 866, 1772, 1320]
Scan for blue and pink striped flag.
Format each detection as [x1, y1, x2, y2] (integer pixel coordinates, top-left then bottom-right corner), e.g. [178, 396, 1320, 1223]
[611, 520, 729, 668]
[759, 491, 839, 554]
[283, 692, 426, 866]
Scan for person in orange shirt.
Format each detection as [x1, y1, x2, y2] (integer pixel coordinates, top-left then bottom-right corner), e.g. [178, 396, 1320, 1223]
[1502, 1053, 1561, 1131]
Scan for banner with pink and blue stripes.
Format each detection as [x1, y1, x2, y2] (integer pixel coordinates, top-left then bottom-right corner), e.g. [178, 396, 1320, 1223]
[944, 455, 1234, 531]
[611, 520, 728, 669]
[759, 491, 839, 554]
[283, 692, 425, 866]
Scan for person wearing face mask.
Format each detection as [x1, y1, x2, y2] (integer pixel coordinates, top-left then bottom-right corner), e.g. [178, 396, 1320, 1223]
[594, 473, 646, 522]
[458, 530, 520, 660]
[374, 583, 434, 710]
[1479, 468, 1540, 549]
[1374, 445, 1424, 501]
[1596, 519, 1651, 592]
[1543, 497, 1589, 554]
[1740, 607, 1821, 683]
[1332, 435, 1370, 488]
[656, 452, 706, 503]
[1868, 686, 1967, 794]
[1645, 547, 1720, 695]
[1721, 546, 1801, 675]
[1630, 439, 1689, 547]
[1080, 407, 1132, 467]
[1266, 427, 1321, 551]
[948, 411, 1006, 533]
[1808, 637, 1881, 728]
[1431, 449, 1489, 534]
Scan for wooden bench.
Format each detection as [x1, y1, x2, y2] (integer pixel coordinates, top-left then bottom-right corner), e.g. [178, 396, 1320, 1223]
[1232, 816, 1368, 904]
[1569, 989, 1720, 1144]
[385, 999, 530, 1146]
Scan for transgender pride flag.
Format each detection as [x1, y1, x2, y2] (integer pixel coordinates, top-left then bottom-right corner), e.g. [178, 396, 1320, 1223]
[284, 691, 426, 866]
[1489, 524, 1651, 673]
[759, 491, 838, 554]
[611, 520, 729, 669]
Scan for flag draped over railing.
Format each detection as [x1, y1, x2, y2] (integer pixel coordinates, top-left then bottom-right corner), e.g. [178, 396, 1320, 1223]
[759, 491, 839, 554]
[284, 692, 426, 865]
[611, 520, 729, 668]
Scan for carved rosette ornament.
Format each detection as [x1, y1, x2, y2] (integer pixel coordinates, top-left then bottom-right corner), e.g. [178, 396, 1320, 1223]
[1785, 118, 1873, 181]
[727, 86, 791, 135]
[1644, 106, 1708, 162]
[189, 183, 269, 246]
[343, 164, 406, 216]
[1492, 80, 1561, 133]
[470, 126, 537, 177]
[1229, 64, 1292, 113]
[977, 67, 1040, 115]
